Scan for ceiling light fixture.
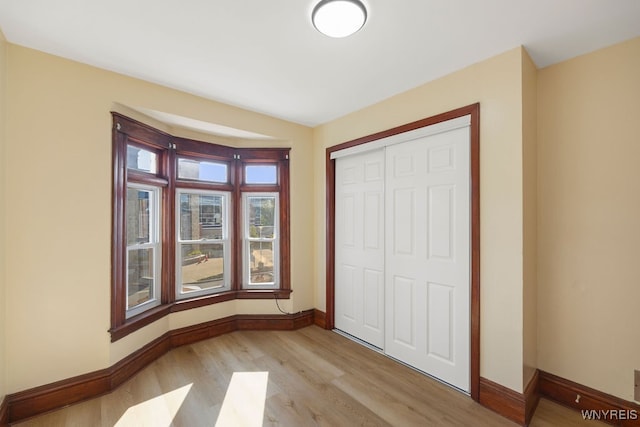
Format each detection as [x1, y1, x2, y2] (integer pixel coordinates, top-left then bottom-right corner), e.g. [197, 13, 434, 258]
[312, 0, 367, 38]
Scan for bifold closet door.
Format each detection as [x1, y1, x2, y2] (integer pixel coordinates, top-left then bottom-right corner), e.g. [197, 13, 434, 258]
[384, 126, 471, 392]
[334, 149, 385, 349]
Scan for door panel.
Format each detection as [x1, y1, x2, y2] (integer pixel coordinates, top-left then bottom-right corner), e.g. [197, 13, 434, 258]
[384, 127, 470, 392]
[335, 149, 385, 349]
[427, 281, 454, 362]
[390, 275, 416, 349]
[337, 264, 357, 321]
[392, 188, 415, 256]
[428, 185, 454, 259]
[363, 268, 383, 330]
[364, 192, 381, 249]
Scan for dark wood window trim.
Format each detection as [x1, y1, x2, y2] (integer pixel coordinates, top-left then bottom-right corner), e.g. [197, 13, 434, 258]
[324, 103, 481, 401]
[111, 113, 291, 342]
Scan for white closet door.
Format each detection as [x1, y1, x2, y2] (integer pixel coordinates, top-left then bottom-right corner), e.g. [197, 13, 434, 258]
[384, 127, 470, 391]
[334, 149, 385, 348]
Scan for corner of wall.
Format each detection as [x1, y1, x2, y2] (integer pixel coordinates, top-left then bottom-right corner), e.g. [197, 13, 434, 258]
[311, 125, 328, 311]
[0, 26, 8, 403]
[521, 46, 538, 388]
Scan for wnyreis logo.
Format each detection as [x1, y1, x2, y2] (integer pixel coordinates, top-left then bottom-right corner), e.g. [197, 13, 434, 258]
[581, 409, 638, 421]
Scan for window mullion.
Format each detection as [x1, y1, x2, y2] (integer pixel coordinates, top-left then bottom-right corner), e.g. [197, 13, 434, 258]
[232, 157, 243, 291]
[162, 140, 176, 306]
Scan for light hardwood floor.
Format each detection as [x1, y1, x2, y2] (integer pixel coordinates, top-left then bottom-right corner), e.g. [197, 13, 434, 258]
[14, 326, 604, 426]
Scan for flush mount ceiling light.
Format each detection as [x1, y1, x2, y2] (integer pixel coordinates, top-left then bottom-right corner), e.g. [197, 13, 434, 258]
[312, 0, 367, 38]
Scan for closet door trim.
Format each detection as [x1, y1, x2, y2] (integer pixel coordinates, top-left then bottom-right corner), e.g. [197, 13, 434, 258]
[330, 114, 470, 160]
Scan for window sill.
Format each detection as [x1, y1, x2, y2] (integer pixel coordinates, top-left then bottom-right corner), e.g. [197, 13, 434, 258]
[109, 289, 292, 342]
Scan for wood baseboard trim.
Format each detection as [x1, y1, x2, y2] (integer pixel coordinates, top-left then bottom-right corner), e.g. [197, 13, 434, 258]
[524, 370, 541, 425]
[110, 333, 173, 389]
[0, 396, 8, 427]
[479, 377, 527, 425]
[479, 372, 539, 426]
[313, 309, 327, 329]
[538, 370, 640, 426]
[5, 310, 315, 424]
[7, 368, 111, 423]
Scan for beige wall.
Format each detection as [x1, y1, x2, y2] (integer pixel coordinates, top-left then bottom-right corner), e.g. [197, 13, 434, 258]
[537, 36, 640, 402]
[5, 44, 314, 393]
[6, 30, 638, 404]
[0, 28, 7, 402]
[522, 49, 538, 387]
[314, 47, 528, 392]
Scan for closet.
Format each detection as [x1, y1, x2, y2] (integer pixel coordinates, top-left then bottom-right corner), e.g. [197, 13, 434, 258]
[333, 115, 471, 392]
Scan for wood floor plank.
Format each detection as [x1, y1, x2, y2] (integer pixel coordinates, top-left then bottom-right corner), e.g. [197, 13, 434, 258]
[12, 326, 602, 426]
[254, 352, 390, 426]
[263, 392, 318, 427]
[529, 398, 608, 427]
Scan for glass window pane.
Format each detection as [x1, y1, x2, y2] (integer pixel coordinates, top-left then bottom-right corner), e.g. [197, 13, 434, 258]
[127, 145, 157, 173]
[249, 241, 274, 284]
[179, 193, 224, 241]
[126, 188, 152, 245]
[178, 158, 228, 183]
[128, 248, 155, 309]
[245, 165, 277, 184]
[180, 243, 225, 293]
[248, 196, 276, 238]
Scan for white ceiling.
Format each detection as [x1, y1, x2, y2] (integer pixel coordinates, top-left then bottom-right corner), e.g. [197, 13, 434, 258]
[1, 0, 639, 127]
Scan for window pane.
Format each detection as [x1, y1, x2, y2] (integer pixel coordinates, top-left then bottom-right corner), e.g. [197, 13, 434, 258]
[179, 193, 224, 240]
[249, 241, 274, 284]
[127, 145, 157, 173]
[247, 196, 276, 238]
[128, 248, 155, 309]
[245, 165, 277, 184]
[126, 188, 152, 245]
[178, 158, 228, 183]
[180, 243, 225, 293]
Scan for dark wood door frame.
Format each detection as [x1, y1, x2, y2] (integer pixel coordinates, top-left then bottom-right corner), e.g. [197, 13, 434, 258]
[325, 103, 481, 401]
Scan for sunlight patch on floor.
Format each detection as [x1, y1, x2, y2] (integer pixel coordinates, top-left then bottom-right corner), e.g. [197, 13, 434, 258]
[115, 383, 193, 427]
[215, 372, 269, 427]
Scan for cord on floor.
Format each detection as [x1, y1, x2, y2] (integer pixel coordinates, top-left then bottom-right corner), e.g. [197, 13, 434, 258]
[274, 294, 302, 315]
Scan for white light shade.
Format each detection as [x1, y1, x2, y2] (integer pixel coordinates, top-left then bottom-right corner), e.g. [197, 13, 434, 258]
[312, 0, 367, 38]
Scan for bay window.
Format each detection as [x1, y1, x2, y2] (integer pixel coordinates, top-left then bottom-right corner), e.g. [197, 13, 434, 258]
[111, 113, 290, 341]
